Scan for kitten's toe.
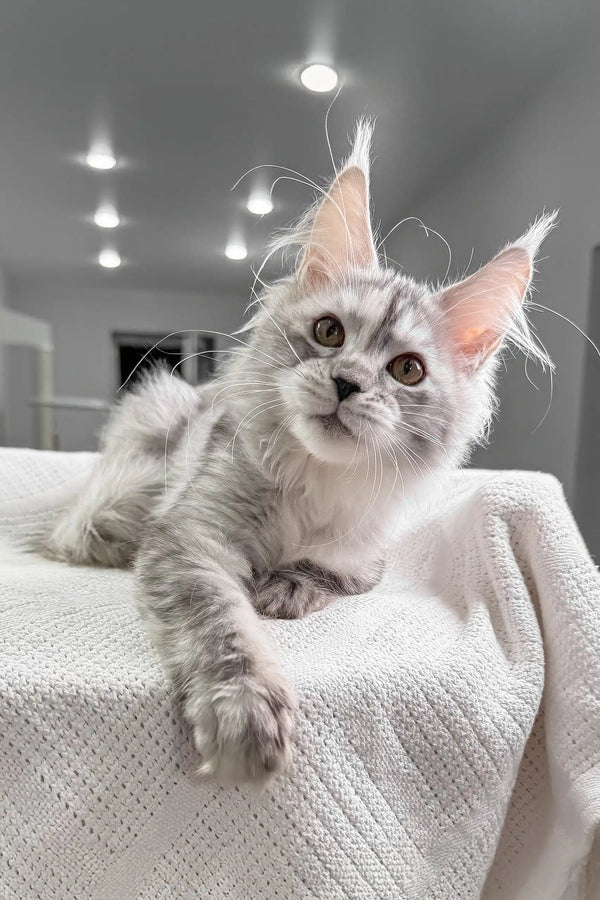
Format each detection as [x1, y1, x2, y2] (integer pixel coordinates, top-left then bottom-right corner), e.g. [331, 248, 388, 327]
[187, 674, 296, 784]
[254, 573, 325, 619]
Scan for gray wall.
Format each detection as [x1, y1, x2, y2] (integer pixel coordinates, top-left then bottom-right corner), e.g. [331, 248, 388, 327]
[0, 266, 7, 444]
[395, 47, 600, 502]
[575, 246, 600, 560]
[6, 280, 244, 450]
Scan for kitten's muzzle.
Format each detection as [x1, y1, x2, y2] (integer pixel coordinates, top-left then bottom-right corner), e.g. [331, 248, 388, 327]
[313, 412, 354, 437]
[333, 377, 361, 402]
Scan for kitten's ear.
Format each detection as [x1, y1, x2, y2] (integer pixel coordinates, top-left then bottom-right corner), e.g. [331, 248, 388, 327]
[439, 212, 557, 369]
[298, 120, 378, 289]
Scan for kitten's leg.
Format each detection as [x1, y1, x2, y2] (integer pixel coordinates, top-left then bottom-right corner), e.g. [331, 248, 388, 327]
[45, 369, 201, 567]
[136, 528, 296, 783]
[253, 560, 383, 619]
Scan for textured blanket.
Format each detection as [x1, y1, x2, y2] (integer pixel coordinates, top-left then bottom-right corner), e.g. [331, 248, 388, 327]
[1, 448, 599, 899]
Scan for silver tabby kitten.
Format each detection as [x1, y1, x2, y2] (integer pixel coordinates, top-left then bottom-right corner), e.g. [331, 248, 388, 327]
[46, 121, 555, 782]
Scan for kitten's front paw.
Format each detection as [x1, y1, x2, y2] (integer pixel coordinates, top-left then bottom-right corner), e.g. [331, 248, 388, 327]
[186, 672, 297, 784]
[254, 572, 330, 619]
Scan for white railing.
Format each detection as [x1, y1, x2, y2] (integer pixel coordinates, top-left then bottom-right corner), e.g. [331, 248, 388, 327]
[0, 309, 111, 449]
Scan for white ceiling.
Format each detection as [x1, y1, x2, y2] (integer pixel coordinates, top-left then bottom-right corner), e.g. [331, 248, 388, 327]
[1, 0, 599, 299]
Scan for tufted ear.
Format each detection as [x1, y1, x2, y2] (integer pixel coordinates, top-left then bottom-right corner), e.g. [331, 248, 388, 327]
[298, 120, 378, 289]
[439, 212, 557, 368]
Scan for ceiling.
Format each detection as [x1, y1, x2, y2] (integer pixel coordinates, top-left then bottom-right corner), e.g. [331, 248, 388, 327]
[1, 0, 599, 299]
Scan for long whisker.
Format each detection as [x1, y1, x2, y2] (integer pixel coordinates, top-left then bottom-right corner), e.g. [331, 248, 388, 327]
[342, 427, 363, 479]
[263, 410, 297, 461]
[397, 421, 449, 456]
[378, 217, 453, 285]
[390, 435, 436, 479]
[529, 302, 600, 360]
[231, 163, 323, 196]
[525, 325, 555, 434]
[388, 435, 420, 479]
[248, 284, 304, 367]
[117, 328, 291, 392]
[324, 83, 343, 179]
[170, 347, 289, 379]
[360, 428, 372, 489]
[228, 399, 289, 460]
[380, 435, 404, 505]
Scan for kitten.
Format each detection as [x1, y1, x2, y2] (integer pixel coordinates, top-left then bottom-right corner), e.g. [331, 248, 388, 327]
[45, 121, 555, 782]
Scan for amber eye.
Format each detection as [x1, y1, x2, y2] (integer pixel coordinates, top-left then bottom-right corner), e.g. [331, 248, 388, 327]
[387, 354, 425, 386]
[313, 315, 345, 348]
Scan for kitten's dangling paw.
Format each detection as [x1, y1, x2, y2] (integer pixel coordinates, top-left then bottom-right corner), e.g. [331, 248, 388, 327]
[254, 571, 331, 619]
[187, 671, 297, 784]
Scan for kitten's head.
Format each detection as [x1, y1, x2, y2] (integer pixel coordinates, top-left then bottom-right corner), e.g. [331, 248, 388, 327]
[245, 121, 555, 476]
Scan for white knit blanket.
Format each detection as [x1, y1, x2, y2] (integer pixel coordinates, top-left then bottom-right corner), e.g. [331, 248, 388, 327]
[1, 448, 599, 899]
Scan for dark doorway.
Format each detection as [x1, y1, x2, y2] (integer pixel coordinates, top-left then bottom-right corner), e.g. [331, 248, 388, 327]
[113, 332, 216, 393]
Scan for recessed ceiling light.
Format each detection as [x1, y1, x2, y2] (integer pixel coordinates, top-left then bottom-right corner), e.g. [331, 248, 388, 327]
[225, 242, 247, 261]
[94, 206, 120, 228]
[86, 149, 117, 170]
[247, 194, 274, 216]
[98, 248, 121, 268]
[300, 64, 338, 93]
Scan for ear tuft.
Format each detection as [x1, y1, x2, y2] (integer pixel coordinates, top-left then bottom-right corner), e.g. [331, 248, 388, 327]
[345, 117, 375, 178]
[297, 118, 378, 289]
[510, 210, 558, 261]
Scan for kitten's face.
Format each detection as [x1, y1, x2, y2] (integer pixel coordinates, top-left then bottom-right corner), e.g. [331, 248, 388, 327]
[259, 272, 483, 469]
[235, 121, 552, 477]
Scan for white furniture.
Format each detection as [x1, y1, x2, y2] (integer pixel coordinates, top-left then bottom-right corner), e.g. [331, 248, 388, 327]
[0, 307, 55, 448]
[0, 308, 109, 449]
[1, 450, 599, 898]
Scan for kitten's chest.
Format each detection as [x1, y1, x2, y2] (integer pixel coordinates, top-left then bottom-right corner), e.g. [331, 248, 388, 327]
[270, 476, 393, 574]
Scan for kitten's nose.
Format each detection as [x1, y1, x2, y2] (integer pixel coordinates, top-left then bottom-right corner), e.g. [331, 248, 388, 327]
[333, 377, 361, 402]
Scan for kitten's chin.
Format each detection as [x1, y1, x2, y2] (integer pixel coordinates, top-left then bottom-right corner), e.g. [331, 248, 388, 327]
[290, 413, 358, 464]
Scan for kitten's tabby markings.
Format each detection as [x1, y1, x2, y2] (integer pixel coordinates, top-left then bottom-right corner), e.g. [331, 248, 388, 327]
[46, 120, 556, 782]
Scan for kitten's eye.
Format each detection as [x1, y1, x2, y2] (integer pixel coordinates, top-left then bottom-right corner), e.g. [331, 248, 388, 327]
[313, 315, 345, 348]
[387, 354, 425, 386]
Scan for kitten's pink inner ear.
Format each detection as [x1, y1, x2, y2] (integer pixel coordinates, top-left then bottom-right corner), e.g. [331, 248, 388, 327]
[300, 166, 378, 288]
[442, 246, 532, 364]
